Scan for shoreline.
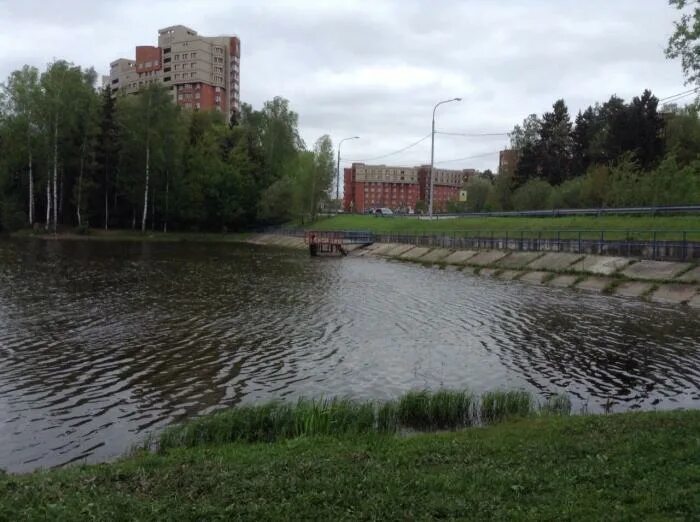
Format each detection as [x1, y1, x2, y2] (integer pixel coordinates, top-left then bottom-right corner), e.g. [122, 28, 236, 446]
[248, 233, 700, 307]
[2, 409, 698, 519]
[8, 229, 251, 243]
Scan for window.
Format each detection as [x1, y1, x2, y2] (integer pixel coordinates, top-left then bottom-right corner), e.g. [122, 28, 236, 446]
[164, 67, 171, 72]
[164, 57, 171, 64]
[195, 92, 200, 99]
[164, 76, 171, 82]
[174, 54, 180, 60]
[164, 47, 171, 54]
[191, 63, 196, 69]
[191, 52, 197, 58]
[190, 72, 196, 78]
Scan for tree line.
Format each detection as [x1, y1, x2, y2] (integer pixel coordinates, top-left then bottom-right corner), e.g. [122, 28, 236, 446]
[454, 93, 700, 213]
[0, 61, 334, 232]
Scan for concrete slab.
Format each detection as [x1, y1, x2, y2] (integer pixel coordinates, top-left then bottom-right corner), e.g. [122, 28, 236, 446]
[369, 243, 399, 256]
[462, 266, 477, 275]
[278, 237, 304, 248]
[527, 253, 583, 271]
[621, 260, 692, 281]
[420, 248, 452, 263]
[496, 252, 543, 270]
[468, 250, 509, 267]
[570, 255, 633, 276]
[443, 250, 478, 265]
[549, 275, 578, 288]
[497, 270, 523, 281]
[365, 243, 387, 252]
[576, 276, 613, 293]
[384, 244, 415, 257]
[399, 247, 431, 260]
[675, 266, 700, 283]
[614, 281, 654, 298]
[650, 284, 698, 304]
[688, 294, 700, 309]
[519, 271, 550, 284]
[479, 268, 498, 278]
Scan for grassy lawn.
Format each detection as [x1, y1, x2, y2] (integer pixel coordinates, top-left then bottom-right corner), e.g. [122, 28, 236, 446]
[304, 214, 700, 240]
[1, 411, 698, 520]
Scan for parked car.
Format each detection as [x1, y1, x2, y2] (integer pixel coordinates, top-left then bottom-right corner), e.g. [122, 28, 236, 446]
[375, 208, 394, 216]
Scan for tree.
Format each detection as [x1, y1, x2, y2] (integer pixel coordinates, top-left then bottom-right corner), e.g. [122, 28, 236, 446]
[510, 114, 541, 150]
[95, 87, 120, 230]
[1, 66, 40, 225]
[667, 0, 700, 86]
[538, 99, 574, 185]
[117, 85, 177, 233]
[464, 177, 493, 212]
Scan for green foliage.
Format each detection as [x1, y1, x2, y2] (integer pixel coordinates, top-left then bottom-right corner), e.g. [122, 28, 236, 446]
[480, 390, 533, 422]
[464, 176, 493, 212]
[0, 60, 333, 232]
[667, 0, 700, 86]
[157, 389, 568, 452]
[512, 178, 553, 210]
[549, 176, 584, 208]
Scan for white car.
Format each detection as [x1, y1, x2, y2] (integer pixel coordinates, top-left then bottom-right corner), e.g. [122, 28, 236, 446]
[375, 208, 394, 216]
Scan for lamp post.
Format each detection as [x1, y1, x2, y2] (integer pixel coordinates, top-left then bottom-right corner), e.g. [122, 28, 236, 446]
[336, 136, 360, 207]
[428, 98, 462, 217]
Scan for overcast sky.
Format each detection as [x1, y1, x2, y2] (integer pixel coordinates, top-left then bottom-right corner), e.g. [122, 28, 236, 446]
[0, 0, 689, 171]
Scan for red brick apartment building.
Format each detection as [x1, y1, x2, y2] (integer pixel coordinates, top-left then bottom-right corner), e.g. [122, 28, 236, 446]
[343, 163, 473, 213]
[107, 25, 240, 118]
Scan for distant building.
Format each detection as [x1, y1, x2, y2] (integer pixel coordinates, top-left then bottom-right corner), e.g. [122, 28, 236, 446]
[498, 149, 520, 177]
[343, 164, 421, 213]
[107, 25, 241, 118]
[343, 163, 474, 213]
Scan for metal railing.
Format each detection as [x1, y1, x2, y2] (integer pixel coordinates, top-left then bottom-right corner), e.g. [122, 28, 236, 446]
[322, 204, 700, 219]
[268, 228, 700, 261]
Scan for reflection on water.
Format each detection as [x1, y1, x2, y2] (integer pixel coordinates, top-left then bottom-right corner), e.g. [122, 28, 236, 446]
[0, 238, 698, 472]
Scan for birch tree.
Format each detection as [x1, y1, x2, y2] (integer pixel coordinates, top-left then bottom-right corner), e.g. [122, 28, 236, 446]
[1, 66, 40, 226]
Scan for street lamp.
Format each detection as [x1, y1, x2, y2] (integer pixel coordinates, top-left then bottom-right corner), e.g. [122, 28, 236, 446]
[337, 136, 360, 205]
[429, 98, 462, 217]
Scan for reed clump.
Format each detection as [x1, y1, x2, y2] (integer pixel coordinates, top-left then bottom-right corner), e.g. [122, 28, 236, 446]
[157, 389, 571, 451]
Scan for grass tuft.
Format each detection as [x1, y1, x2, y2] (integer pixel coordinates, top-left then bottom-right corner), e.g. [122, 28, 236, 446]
[158, 389, 566, 452]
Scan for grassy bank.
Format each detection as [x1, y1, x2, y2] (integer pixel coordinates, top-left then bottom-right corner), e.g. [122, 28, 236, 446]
[155, 390, 563, 451]
[1, 410, 698, 520]
[10, 228, 251, 243]
[304, 214, 700, 240]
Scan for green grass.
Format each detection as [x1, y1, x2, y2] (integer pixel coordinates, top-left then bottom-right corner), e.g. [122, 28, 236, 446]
[2, 411, 699, 520]
[155, 390, 565, 451]
[304, 214, 700, 240]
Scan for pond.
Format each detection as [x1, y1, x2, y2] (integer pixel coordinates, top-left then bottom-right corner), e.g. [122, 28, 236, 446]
[0, 239, 698, 472]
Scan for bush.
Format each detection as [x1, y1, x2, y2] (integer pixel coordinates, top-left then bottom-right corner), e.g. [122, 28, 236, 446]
[549, 177, 584, 209]
[465, 177, 493, 212]
[512, 178, 553, 210]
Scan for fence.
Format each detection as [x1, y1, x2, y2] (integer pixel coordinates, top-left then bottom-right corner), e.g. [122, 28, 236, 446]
[268, 228, 700, 261]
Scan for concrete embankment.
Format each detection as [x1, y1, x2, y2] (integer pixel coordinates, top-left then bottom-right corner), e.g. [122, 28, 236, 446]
[247, 234, 700, 307]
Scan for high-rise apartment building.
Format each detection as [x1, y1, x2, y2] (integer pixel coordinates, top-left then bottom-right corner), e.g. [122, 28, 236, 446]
[107, 25, 240, 118]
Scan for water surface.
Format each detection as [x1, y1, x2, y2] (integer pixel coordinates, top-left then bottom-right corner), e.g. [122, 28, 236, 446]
[0, 239, 698, 472]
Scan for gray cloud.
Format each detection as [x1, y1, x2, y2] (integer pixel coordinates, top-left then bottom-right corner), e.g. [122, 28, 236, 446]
[0, 0, 687, 171]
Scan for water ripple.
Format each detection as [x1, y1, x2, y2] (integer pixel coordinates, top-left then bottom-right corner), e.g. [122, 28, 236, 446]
[0, 238, 699, 472]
